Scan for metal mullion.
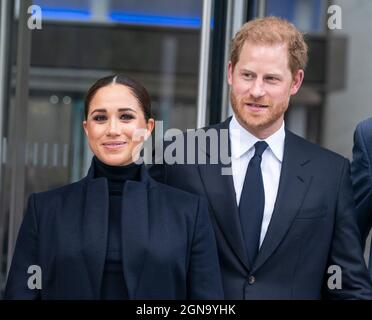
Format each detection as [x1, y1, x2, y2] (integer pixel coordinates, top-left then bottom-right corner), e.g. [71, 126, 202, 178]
[6, 0, 32, 270]
[196, 0, 213, 129]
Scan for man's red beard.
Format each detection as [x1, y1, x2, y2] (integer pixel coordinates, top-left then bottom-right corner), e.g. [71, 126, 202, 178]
[229, 90, 287, 135]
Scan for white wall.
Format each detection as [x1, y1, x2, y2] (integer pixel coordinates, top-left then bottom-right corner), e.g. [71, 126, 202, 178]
[323, 0, 372, 159]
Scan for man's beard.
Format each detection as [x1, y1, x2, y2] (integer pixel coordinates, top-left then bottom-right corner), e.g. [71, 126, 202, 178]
[230, 90, 288, 134]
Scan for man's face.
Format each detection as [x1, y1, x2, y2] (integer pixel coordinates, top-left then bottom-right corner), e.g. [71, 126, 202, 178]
[228, 41, 304, 139]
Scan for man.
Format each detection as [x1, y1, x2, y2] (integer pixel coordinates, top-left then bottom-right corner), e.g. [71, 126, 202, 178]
[351, 118, 372, 279]
[150, 17, 372, 299]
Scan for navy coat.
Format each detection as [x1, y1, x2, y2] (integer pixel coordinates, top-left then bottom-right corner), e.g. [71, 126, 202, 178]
[351, 117, 372, 279]
[150, 117, 372, 299]
[5, 162, 223, 299]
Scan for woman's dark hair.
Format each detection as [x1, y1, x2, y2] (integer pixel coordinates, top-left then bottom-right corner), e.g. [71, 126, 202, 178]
[84, 74, 153, 121]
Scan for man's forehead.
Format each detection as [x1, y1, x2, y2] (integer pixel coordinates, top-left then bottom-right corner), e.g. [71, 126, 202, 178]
[241, 40, 288, 53]
[236, 41, 290, 70]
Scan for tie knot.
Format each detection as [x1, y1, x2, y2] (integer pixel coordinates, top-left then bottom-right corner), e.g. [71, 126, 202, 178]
[254, 141, 268, 158]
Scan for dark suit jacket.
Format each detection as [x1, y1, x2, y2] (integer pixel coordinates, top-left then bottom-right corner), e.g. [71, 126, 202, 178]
[150, 117, 372, 299]
[351, 117, 372, 279]
[5, 162, 223, 300]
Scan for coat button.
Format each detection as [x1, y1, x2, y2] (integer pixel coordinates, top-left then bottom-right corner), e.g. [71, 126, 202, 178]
[248, 276, 255, 284]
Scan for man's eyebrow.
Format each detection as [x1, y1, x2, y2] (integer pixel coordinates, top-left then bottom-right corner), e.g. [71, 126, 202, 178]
[240, 68, 255, 73]
[265, 73, 282, 78]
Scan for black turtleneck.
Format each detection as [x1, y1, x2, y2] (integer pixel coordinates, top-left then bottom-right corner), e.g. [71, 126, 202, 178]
[93, 156, 141, 300]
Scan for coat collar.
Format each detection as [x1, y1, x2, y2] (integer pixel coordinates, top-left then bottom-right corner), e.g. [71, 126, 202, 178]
[86, 157, 156, 188]
[82, 158, 155, 299]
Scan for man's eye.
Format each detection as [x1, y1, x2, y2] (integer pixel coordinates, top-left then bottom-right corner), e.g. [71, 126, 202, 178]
[243, 73, 253, 79]
[93, 115, 106, 121]
[267, 77, 279, 82]
[121, 114, 135, 121]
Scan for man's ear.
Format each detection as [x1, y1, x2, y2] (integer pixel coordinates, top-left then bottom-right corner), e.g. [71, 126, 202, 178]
[290, 69, 304, 95]
[227, 61, 233, 86]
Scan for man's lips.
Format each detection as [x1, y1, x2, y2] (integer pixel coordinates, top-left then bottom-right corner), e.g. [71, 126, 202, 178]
[102, 141, 127, 150]
[244, 103, 269, 111]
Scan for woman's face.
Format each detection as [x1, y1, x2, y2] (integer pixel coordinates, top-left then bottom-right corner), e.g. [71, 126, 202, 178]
[83, 84, 154, 166]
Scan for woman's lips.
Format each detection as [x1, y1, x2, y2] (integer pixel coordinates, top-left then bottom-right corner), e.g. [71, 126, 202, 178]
[102, 141, 127, 150]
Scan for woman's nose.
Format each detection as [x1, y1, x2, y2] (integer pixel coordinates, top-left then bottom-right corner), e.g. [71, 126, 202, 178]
[107, 119, 120, 136]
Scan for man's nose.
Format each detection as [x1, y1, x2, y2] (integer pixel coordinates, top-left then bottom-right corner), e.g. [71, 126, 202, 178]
[249, 79, 265, 99]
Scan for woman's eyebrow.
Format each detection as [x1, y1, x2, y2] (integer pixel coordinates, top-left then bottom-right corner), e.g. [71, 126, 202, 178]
[90, 107, 137, 115]
[90, 108, 106, 115]
[118, 108, 137, 113]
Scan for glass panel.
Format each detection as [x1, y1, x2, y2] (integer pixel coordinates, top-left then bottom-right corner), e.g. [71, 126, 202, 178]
[0, 0, 203, 294]
[265, 0, 326, 33]
[264, 0, 328, 141]
[26, 0, 202, 186]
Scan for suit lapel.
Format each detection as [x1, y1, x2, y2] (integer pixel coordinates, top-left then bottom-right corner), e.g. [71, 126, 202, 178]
[252, 131, 313, 273]
[121, 166, 151, 299]
[82, 176, 109, 299]
[199, 117, 250, 269]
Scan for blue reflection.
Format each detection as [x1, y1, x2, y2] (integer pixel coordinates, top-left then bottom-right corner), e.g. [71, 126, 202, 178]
[41, 7, 91, 21]
[109, 12, 201, 28]
[40, 7, 201, 28]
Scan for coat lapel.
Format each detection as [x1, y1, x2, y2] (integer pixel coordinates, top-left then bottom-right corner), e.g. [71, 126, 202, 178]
[121, 166, 151, 299]
[82, 162, 151, 299]
[199, 117, 250, 269]
[82, 174, 109, 299]
[252, 131, 313, 273]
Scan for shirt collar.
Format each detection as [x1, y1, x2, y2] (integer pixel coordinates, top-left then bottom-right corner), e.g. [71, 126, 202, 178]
[229, 115, 285, 163]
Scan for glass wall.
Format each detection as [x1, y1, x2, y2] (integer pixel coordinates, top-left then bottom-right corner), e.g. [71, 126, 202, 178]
[5, 0, 368, 297]
[265, 0, 330, 143]
[0, 0, 205, 295]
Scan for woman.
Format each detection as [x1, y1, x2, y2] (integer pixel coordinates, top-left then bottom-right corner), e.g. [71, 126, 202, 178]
[5, 74, 223, 299]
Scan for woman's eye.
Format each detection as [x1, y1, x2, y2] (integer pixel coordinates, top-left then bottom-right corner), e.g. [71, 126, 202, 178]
[93, 115, 107, 121]
[121, 114, 135, 121]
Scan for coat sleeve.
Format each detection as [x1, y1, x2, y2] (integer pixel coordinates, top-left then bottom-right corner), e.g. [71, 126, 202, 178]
[324, 159, 372, 299]
[351, 120, 372, 242]
[187, 196, 224, 299]
[4, 194, 41, 300]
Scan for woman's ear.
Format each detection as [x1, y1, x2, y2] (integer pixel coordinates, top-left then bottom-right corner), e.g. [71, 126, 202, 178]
[146, 118, 155, 138]
[83, 120, 88, 137]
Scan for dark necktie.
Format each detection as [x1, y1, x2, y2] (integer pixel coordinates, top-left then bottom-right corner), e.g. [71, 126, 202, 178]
[239, 141, 268, 266]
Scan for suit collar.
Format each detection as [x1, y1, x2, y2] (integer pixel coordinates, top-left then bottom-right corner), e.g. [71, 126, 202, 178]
[199, 116, 251, 269]
[252, 130, 313, 272]
[199, 125, 313, 272]
[229, 115, 285, 163]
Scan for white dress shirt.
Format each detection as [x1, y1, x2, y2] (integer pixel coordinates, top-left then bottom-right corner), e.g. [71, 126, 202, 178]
[229, 115, 285, 247]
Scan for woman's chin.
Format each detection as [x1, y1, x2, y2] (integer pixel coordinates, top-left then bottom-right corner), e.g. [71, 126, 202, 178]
[98, 154, 134, 166]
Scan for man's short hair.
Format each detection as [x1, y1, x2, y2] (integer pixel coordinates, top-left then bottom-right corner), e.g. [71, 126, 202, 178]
[230, 16, 308, 77]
